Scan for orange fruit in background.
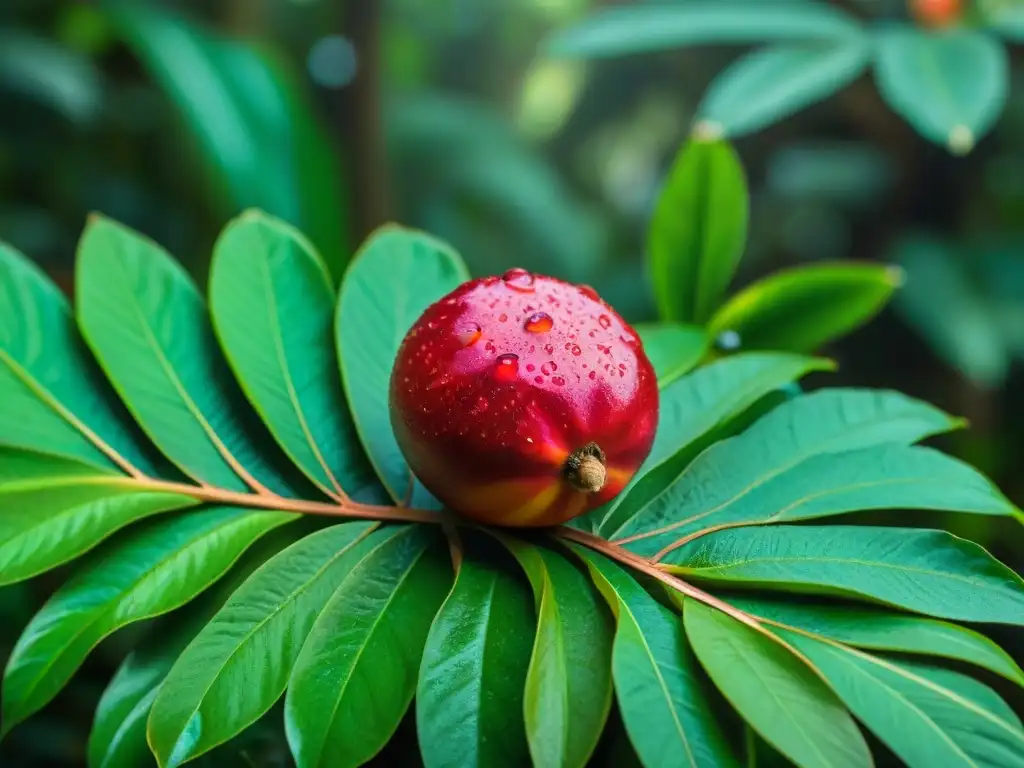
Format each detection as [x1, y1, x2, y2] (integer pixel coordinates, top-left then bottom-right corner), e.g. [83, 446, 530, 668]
[909, 0, 963, 27]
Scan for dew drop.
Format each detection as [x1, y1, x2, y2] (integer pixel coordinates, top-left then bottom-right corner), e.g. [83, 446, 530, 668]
[620, 332, 636, 344]
[551, 376, 566, 387]
[534, 375, 544, 384]
[502, 268, 535, 293]
[578, 284, 599, 301]
[526, 363, 536, 373]
[484, 340, 496, 353]
[524, 311, 553, 333]
[588, 370, 598, 380]
[571, 345, 582, 356]
[499, 313, 508, 323]
[598, 314, 611, 329]
[541, 362, 552, 376]
[494, 353, 519, 382]
[456, 323, 482, 347]
[716, 329, 742, 352]
[543, 343, 555, 354]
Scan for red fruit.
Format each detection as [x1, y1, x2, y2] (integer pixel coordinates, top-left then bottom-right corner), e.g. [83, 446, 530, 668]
[389, 269, 659, 528]
[909, 0, 961, 27]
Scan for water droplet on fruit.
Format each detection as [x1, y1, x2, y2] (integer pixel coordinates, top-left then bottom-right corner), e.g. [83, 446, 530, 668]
[494, 353, 519, 381]
[484, 340, 496, 353]
[534, 375, 544, 384]
[541, 361, 558, 375]
[502, 268, 535, 293]
[620, 332, 636, 344]
[457, 323, 482, 347]
[588, 370, 597, 380]
[524, 311, 553, 333]
[499, 313, 508, 323]
[543, 343, 554, 354]
[579, 284, 599, 300]
[526, 363, 536, 372]
[716, 329, 742, 352]
[598, 314, 611, 329]
[571, 345, 582, 356]
[551, 376, 566, 387]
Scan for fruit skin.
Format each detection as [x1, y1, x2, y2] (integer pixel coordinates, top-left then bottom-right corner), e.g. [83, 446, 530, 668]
[389, 269, 659, 528]
[909, 0, 961, 28]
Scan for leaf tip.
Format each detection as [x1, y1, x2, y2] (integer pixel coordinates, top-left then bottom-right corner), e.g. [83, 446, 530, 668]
[947, 125, 974, 156]
[692, 119, 725, 143]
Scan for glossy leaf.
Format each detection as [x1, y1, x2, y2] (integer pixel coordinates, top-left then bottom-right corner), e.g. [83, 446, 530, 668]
[109, 4, 347, 279]
[664, 525, 1024, 625]
[76, 215, 298, 496]
[0, 242, 158, 474]
[416, 544, 535, 768]
[285, 526, 451, 768]
[336, 226, 469, 506]
[0, 482, 197, 586]
[622, 442, 1016, 556]
[209, 211, 379, 500]
[731, 596, 1024, 686]
[649, 138, 748, 324]
[571, 546, 739, 768]
[596, 353, 832, 537]
[146, 521, 380, 767]
[615, 387, 960, 544]
[698, 40, 870, 138]
[635, 323, 709, 389]
[780, 629, 1024, 768]
[547, 2, 861, 59]
[707, 262, 901, 353]
[892, 234, 1009, 387]
[0, 506, 292, 734]
[875, 26, 1009, 153]
[683, 599, 871, 768]
[499, 538, 614, 768]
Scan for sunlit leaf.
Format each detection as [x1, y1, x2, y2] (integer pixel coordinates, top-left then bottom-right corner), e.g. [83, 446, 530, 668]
[649, 138, 748, 325]
[707, 262, 901, 353]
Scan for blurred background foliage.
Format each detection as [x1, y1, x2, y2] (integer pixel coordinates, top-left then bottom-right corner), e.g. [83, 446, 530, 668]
[3, 0, 1024, 764]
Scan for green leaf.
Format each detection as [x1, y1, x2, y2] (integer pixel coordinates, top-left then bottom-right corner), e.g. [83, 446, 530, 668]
[874, 25, 1009, 154]
[75, 215, 299, 496]
[683, 599, 871, 768]
[697, 40, 870, 138]
[0, 506, 292, 734]
[708, 262, 901, 353]
[635, 323, 709, 389]
[987, 6, 1024, 42]
[0, 447, 112, 487]
[0, 481, 197, 586]
[416, 541, 535, 768]
[663, 525, 1024, 625]
[89, 527, 304, 768]
[730, 596, 1024, 687]
[891, 234, 1009, 387]
[614, 387, 960, 544]
[145, 521, 380, 767]
[498, 538, 614, 768]
[208, 211, 380, 501]
[649, 138, 748, 324]
[595, 353, 833, 537]
[0, 242, 160, 474]
[547, 2, 862, 59]
[285, 526, 451, 768]
[779, 629, 1024, 768]
[336, 226, 469, 507]
[622, 442, 1016, 557]
[570, 546, 739, 768]
[108, 4, 347, 279]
